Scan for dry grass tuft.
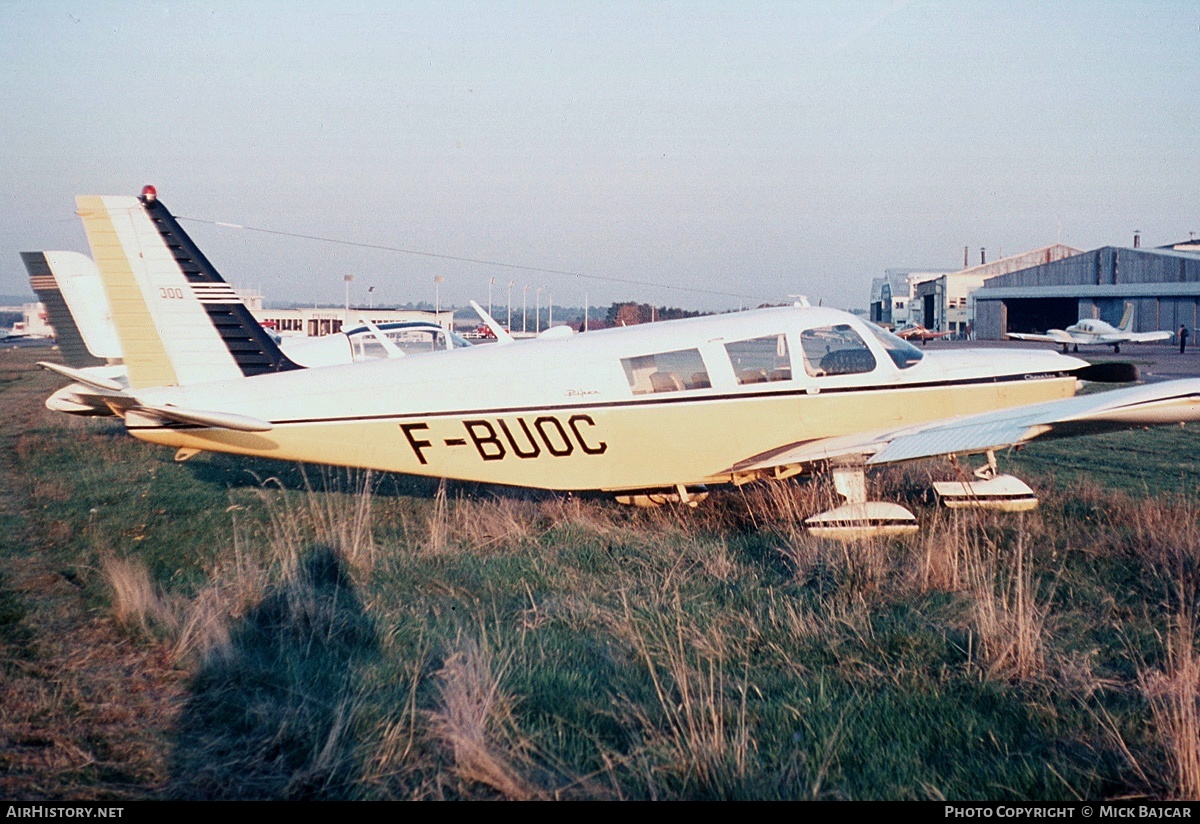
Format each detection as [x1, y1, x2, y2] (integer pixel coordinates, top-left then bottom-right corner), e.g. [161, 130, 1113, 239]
[449, 495, 541, 551]
[1141, 605, 1200, 799]
[104, 556, 179, 638]
[430, 629, 545, 800]
[361, 646, 428, 793]
[738, 478, 831, 541]
[616, 593, 754, 793]
[964, 516, 1055, 681]
[425, 479, 451, 555]
[172, 518, 272, 666]
[172, 570, 271, 667]
[919, 510, 968, 592]
[541, 494, 622, 538]
[1126, 494, 1200, 600]
[254, 469, 378, 576]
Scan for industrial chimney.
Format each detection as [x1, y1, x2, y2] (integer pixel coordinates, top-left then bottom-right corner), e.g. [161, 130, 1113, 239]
[1133, 230, 1141, 249]
[980, 247, 986, 265]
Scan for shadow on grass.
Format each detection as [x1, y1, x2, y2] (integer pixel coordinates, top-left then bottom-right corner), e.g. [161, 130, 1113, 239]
[168, 547, 378, 799]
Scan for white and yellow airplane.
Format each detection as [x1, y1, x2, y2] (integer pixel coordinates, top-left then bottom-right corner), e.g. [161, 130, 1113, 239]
[41, 188, 1200, 535]
[1006, 303, 1173, 353]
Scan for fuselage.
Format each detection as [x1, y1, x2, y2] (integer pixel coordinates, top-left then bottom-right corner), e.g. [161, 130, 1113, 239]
[1062, 319, 1125, 345]
[125, 306, 1087, 492]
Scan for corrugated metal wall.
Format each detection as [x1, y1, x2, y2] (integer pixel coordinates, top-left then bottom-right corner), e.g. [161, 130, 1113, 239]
[974, 248, 1200, 339]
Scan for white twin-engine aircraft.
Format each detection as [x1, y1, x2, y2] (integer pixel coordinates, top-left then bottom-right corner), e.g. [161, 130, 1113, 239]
[42, 188, 1200, 536]
[1006, 303, 1173, 353]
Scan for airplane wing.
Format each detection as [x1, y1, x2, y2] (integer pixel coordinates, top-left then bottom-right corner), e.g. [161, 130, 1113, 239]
[729, 378, 1200, 474]
[1126, 331, 1173, 344]
[1005, 330, 1074, 345]
[38, 360, 124, 392]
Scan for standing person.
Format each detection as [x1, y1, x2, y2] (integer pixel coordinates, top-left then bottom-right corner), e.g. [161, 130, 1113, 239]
[1180, 325, 1189, 354]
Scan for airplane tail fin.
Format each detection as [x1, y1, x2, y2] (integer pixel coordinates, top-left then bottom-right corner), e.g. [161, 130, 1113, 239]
[1118, 302, 1135, 333]
[76, 188, 300, 389]
[470, 300, 515, 344]
[22, 251, 119, 368]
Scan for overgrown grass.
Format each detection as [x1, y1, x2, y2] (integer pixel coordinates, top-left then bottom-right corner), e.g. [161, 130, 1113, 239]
[4, 348, 1200, 799]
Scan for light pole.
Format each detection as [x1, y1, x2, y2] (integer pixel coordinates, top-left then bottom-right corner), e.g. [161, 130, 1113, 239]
[548, 292, 552, 328]
[488, 277, 495, 318]
[535, 287, 541, 334]
[434, 275, 444, 316]
[584, 290, 588, 331]
[507, 280, 514, 331]
[343, 274, 353, 331]
[522, 284, 529, 334]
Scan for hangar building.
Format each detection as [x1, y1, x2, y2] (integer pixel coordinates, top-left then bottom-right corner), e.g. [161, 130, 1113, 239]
[912, 244, 1080, 337]
[972, 241, 1200, 340]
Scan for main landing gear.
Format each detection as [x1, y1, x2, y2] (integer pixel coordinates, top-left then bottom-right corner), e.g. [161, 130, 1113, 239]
[804, 458, 918, 539]
[805, 451, 1038, 539]
[932, 451, 1038, 512]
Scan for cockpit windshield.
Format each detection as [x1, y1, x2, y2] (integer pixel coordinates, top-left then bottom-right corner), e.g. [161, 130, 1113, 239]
[864, 322, 924, 369]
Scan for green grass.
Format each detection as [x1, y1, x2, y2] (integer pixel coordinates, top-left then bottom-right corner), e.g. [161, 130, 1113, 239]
[1005, 424, 1200, 497]
[3, 347, 1200, 799]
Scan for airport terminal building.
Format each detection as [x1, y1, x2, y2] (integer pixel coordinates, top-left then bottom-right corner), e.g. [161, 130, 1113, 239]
[971, 241, 1200, 340]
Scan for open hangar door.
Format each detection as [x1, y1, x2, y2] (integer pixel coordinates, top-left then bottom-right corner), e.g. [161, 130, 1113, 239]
[1003, 298, 1078, 334]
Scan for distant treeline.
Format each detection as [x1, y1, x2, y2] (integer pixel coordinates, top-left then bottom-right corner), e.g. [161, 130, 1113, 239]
[601, 302, 708, 328]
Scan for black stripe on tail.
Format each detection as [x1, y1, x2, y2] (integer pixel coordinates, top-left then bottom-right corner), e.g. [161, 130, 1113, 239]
[138, 193, 301, 376]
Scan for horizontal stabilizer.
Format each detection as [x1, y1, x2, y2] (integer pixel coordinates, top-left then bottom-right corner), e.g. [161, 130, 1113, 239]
[38, 361, 124, 392]
[125, 405, 274, 432]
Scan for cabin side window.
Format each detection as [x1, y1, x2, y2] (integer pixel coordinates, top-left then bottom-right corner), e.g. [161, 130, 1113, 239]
[799, 325, 877, 377]
[724, 334, 792, 385]
[389, 328, 443, 354]
[621, 348, 711, 395]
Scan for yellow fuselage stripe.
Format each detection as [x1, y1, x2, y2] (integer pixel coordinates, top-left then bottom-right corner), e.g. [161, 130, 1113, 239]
[128, 376, 1077, 490]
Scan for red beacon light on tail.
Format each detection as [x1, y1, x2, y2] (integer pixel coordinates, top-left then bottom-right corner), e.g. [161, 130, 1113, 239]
[140, 185, 157, 202]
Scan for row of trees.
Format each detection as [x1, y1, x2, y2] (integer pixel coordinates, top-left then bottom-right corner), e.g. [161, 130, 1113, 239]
[602, 302, 707, 328]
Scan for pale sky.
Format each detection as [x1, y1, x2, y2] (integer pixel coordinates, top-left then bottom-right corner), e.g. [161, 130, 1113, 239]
[2, 1, 1197, 312]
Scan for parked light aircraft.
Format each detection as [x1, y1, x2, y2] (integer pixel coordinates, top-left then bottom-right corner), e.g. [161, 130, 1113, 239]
[894, 324, 953, 343]
[1006, 303, 1173, 353]
[276, 319, 472, 366]
[23, 237, 470, 415]
[41, 189, 1200, 536]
